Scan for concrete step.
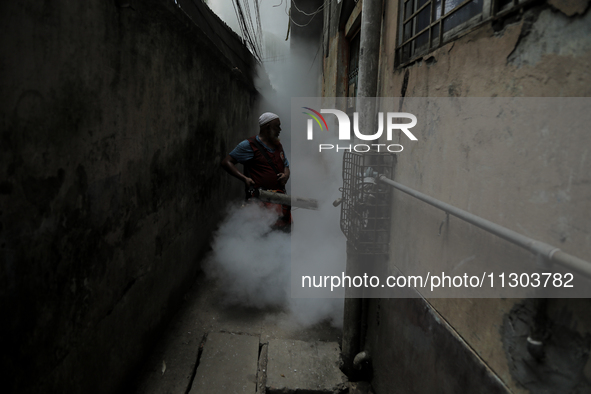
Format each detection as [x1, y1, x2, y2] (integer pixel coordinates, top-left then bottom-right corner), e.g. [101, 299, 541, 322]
[189, 332, 260, 394]
[349, 381, 375, 394]
[265, 339, 348, 394]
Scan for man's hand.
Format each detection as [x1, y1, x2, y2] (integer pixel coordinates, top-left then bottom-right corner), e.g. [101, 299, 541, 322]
[222, 154, 256, 187]
[244, 177, 255, 188]
[277, 172, 289, 186]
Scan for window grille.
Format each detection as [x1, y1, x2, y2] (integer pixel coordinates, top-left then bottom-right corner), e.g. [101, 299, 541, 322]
[396, 0, 526, 66]
[340, 152, 395, 256]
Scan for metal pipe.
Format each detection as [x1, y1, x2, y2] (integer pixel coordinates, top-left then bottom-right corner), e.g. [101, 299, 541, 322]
[342, 1, 384, 375]
[357, 0, 382, 99]
[254, 189, 318, 210]
[377, 175, 591, 279]
[341, 242, 364, 375]
[341, 297, 362, 374]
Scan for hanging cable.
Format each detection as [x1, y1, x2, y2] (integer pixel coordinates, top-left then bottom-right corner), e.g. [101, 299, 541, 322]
[288, 0, 324, 28]
[308, 27, 324, 72]
[231, 0, 264, 61]
[291, 0, 324, 16]
[285, 8, 291, 40]
[289, 10, 323, 27]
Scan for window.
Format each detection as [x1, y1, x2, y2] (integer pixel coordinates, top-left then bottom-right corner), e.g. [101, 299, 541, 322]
[396, 0, 521, 65]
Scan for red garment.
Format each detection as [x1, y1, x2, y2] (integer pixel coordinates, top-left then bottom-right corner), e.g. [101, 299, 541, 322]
[244, 136, 286, 191]
[244, 137, 292, 230]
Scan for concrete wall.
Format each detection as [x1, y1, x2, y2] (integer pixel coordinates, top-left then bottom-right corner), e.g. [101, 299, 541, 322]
[322, 0, 591, 393]
[0, 1, 258, 393]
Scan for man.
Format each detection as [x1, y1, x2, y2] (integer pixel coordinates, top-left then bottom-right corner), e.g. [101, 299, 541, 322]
[221, 112, 292, 230]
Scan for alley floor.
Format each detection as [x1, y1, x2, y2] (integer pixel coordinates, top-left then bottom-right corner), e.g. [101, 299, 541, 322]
[132, 274, 350, 394]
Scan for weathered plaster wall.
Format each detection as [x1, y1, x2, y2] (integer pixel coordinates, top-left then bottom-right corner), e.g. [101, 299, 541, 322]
[323, 32, 349, 98]
[374, 2, 591, 393]
[0, 1, 257, 393]
[321, 0, 350, 98]
[322, 0, 591, 393]
[380, 6, 591, 98]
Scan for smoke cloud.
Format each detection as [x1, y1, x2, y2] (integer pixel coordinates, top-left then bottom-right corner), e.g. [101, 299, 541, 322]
[204, 1, 345, 328]
[204, 200, 344, 328]
[204, 203, 290, 308]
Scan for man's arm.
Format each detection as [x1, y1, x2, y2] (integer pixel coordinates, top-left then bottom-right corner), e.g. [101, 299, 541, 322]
[277, 166, 290, 186]
[221, 154, 255, 188]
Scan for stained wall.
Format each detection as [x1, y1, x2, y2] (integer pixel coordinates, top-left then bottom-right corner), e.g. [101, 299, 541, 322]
[321, 0, 591, 392]
[0, 1, 258, 393]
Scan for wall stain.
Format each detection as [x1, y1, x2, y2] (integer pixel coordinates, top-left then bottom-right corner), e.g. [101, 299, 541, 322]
[502, 299, 591, 393]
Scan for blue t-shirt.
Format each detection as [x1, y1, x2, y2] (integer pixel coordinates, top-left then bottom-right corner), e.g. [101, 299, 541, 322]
[229, 135, 290, 167]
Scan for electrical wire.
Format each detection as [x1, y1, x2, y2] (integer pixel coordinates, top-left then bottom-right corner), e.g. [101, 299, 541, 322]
[231, 0, 264, 61]
[308, 27, 323, 72]
[291, 0, 324, 16]
[289, 10, 322, 27]
[288, 0, 324, 27]
[285, 7, 291, 40]
[254, 0, 264, 56]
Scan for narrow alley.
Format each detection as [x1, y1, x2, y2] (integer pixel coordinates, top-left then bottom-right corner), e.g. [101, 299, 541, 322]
[132, 277, 347, 394]
[2, 1, 591, 394]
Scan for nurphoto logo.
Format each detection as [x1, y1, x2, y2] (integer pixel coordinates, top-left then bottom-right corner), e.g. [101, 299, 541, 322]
[302, 107, 418, 153]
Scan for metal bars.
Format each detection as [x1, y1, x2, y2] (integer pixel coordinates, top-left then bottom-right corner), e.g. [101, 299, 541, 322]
[396, 0, 535, 67]
[340, 152, 395, 256]
[403, 1, 432, 25]
[396, 0, 526, 65]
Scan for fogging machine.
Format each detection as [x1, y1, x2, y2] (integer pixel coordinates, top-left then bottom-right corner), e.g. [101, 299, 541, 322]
[249, 188, 318, 210]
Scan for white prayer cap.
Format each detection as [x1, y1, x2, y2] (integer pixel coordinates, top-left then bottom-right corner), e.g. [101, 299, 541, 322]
[259, 112, 279, 127]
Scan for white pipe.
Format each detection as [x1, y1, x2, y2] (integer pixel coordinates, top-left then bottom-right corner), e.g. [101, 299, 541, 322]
[377, 175, 591, 279]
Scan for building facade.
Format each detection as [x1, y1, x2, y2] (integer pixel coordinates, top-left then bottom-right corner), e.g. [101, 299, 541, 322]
[320, 0, 591, 392]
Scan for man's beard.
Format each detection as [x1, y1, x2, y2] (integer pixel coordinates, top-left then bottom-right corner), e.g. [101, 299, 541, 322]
[270, 134, 281, 146]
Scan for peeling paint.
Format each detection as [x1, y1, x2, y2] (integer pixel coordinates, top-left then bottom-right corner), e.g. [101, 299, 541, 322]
[548, 0, 591, 16]
[508, 8, 591, 68]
